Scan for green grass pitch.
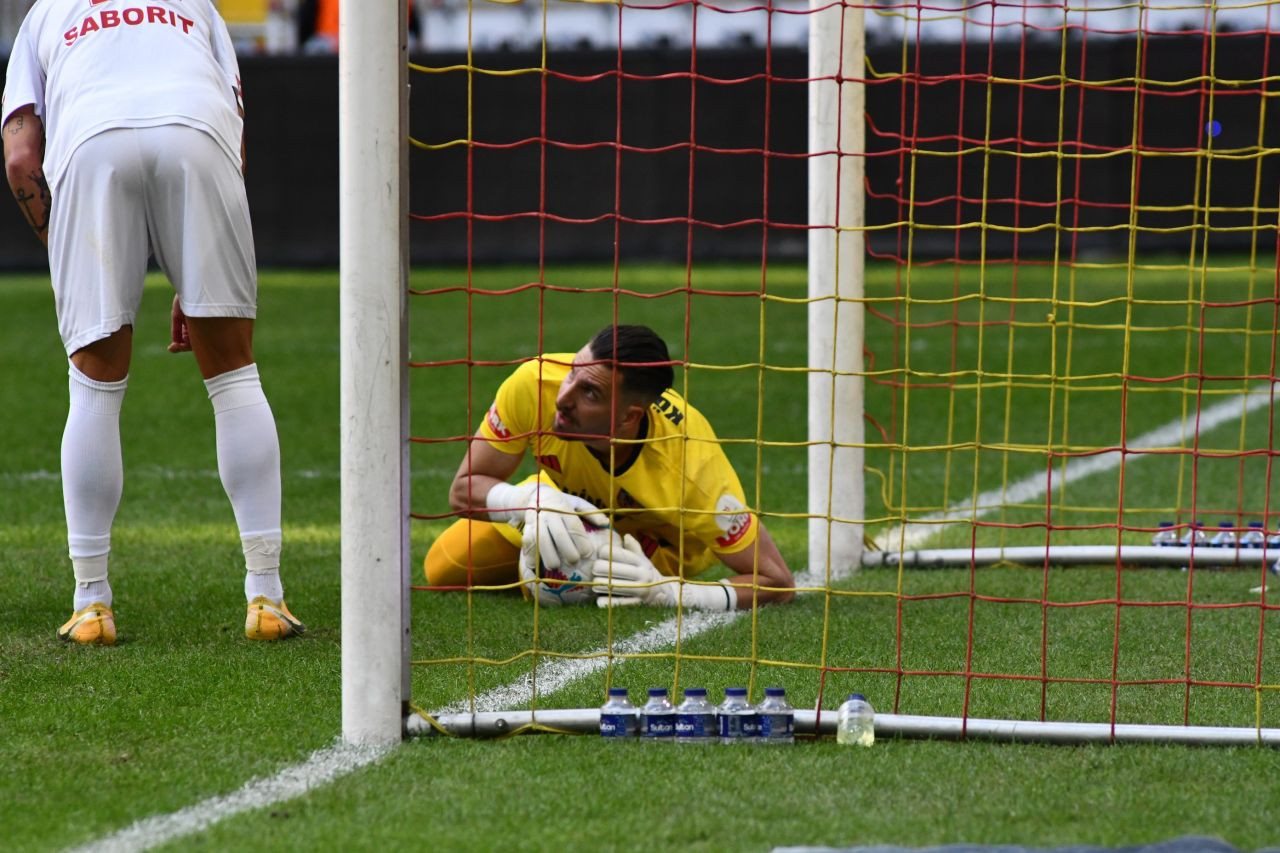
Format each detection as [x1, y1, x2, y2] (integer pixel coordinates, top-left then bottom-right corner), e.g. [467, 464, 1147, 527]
[1, 264, 1278, 851]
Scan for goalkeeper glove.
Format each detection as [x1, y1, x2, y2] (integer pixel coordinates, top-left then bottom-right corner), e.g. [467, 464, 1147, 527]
[486, 480, 608, 569]
[591, 535, 737, 611]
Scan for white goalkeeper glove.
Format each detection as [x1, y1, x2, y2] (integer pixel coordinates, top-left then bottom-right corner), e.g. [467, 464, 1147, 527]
[592, 534, 737, 611]
[519, 522, 625, 606]
[589, 534, 677, 607]
[486, 480, 608, 569]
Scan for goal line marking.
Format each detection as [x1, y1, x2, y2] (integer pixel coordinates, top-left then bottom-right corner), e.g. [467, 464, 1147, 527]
[71, 384, 1273, 851]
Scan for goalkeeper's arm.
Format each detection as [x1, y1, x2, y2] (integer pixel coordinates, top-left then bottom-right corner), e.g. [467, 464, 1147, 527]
[446, 429, 603, 569]
[715, 523, 794, 607]
[445, 428, 525, 519]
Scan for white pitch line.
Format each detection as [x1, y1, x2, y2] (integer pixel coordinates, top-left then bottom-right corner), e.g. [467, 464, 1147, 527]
[437, 610, 740, 715]
[876, 383, 1279, 554]
[70, 384, 1274, 852]
[65, 740, 394, 853]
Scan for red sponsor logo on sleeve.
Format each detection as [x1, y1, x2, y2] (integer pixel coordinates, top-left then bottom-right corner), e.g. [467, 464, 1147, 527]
[713, 494, 753, 549]
[486, 404, 511, 440]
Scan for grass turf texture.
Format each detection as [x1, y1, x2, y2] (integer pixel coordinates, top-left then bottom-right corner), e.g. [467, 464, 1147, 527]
[0, 265, 1277, 851]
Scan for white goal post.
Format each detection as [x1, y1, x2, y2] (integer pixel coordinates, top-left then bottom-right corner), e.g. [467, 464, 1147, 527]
[808, 0, 866, 580]
[339, 0, 410, 746]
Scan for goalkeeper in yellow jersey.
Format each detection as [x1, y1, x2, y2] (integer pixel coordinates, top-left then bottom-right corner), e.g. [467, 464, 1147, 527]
[424, 324, 795, 610]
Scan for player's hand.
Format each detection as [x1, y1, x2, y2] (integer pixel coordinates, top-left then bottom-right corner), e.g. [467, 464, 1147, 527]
[488, 481, 606, 569]
[167, 295, 191, 353]
[592, 534, 678, 608]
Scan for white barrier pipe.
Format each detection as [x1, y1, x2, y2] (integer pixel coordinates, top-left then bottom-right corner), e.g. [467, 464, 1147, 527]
[406, 709, 1280, 746]
[863, 545, 1280, 569]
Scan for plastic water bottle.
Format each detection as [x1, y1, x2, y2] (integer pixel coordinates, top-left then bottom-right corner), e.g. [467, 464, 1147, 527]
[1210, 522, 1237, 549]
[1240, 522, 1266, 549]
[675, 688, 717, 744]
[1151, 521, 1179, 547]
[1180, 521, 1207, 548]
[599, 687, 639, 738]
[718, 687, 758, 744]
[639, 688, 676, 742]
[836, 694, 875, 746]
[757, 687, 794, 745]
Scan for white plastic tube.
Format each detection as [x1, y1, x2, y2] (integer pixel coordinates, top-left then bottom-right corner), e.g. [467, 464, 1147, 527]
[864, 545, 1278, 569]
[406, 709, 1280, 746]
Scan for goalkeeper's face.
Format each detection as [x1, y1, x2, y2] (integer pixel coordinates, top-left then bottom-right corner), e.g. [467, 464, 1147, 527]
[553, 344, 634, 441]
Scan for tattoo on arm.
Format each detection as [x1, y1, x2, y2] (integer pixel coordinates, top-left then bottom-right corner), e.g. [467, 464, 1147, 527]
[12, 167, 51, 242]
[5, 115, 23, 135]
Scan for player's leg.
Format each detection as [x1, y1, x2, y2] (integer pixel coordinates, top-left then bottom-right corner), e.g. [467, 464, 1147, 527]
[424, 519, 522, 589]
[49, 129, 151, 645]
[143, 124, 301, 640]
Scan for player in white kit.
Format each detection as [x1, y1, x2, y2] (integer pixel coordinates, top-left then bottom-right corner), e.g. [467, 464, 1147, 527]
[2, 0, 304, 644]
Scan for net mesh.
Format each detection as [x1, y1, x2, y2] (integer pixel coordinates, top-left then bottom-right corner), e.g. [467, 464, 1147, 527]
[406, 0, 1280, 737]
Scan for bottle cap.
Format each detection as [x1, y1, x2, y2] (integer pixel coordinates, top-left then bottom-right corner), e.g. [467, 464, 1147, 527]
[724, 687, 747, 696]
[648, 687, 668, 696]
[684, 687, 707, 696]
[1158, 521, 1173, 527]
[764, 687, 785, 696]
[1219, 521, 1233, 528]
[1249, 521, 1264, 527]
[607, 687, 629, 697]
[848, 693, 866, 702]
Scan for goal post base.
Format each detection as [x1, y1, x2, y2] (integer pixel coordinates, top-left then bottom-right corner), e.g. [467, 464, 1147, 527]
[405, 709, 1280, 747]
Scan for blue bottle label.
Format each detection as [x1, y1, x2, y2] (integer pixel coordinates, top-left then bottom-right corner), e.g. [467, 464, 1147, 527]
[759, 712, 793, 739]
[600, 713, 635, 737]
[641, 712, 675, 738]
[719, 712, 759, 739]
[676, 712, 715, 738]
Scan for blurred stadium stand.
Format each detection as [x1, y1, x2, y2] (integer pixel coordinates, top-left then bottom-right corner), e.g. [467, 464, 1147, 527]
[5, 0, 1279, 56]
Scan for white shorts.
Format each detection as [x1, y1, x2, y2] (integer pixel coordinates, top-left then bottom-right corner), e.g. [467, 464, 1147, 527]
[49, 124, 257, 355]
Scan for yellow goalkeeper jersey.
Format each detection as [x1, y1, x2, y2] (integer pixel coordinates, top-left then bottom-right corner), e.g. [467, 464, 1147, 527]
[479, 354, 758, 577]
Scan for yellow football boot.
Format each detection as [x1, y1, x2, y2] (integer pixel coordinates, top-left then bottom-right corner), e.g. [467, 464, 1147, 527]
[245, 596, 306, 641]
[57, 602, 117, 646]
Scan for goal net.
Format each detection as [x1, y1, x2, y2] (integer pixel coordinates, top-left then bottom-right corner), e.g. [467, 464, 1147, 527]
[340, 0, 1280, 744]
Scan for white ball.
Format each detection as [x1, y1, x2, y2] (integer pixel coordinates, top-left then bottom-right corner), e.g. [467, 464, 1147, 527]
[520, 523, 621, 607]
[524, 558, 596, 607]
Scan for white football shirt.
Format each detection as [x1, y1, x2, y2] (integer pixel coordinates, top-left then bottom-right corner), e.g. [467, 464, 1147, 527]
[1, 0, 243, 188]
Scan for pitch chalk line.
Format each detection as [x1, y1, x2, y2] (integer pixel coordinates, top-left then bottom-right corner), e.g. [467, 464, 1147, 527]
[65, 741, 394, 853]
[878, 382, 1279, 554]
[70, 384, 1274, 852]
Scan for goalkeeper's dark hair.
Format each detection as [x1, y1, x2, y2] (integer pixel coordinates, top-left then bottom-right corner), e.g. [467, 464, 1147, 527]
[589, 324, 674, 403]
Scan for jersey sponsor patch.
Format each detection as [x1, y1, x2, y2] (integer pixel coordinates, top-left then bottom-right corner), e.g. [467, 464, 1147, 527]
[486, 404, 511, 440]
[714, 493, 753, 549]
[64, 6, 196, 47]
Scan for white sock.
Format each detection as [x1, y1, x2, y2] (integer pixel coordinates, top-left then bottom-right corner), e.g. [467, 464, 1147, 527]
[75, 577, 113, 611]
[205, 364, 285, 601]
[62, 365, 126, 608]
[245, 568, 284, 603]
